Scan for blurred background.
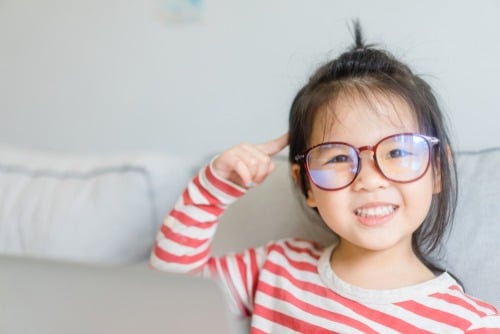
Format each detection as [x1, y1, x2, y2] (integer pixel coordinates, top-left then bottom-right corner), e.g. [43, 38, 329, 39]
[1, 0, 499, 166]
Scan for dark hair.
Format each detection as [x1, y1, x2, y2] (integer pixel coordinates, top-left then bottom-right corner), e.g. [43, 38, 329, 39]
[288, 21, 458, 274]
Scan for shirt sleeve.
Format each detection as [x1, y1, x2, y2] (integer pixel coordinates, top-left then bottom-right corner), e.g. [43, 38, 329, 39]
[150, 162, 268, 316]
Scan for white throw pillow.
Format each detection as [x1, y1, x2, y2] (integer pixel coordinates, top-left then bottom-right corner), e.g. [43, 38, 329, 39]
[0, 144, 189, 265]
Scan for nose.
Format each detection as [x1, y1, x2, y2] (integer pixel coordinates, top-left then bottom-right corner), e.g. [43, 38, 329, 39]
[351, 150, 390, 191]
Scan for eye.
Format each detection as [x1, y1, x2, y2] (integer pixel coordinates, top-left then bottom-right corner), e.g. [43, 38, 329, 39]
[325, 154, 352, 164]
[388, 149, 413, 158]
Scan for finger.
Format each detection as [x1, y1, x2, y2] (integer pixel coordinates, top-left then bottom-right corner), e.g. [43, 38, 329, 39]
[239, 144, 273, 167]
[238, 140, 282, 185]
[222, 148, 270, 187]
[235, 148, 271, 185]
[213, 149, 252, 181]
[256, 133, 289, 156]
[232, 159, 253, 187]
[237, 145, 274, 184]
[253, 159, 275, 185]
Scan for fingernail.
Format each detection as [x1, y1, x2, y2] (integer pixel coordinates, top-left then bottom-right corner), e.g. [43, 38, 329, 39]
[247, 181, 254, 188]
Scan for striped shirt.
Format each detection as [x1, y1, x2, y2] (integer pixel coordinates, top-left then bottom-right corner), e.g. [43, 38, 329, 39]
[150, 164, 500, 333]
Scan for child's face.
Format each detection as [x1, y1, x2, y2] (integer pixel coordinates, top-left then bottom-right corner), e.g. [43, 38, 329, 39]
[304, 92, 440, 254]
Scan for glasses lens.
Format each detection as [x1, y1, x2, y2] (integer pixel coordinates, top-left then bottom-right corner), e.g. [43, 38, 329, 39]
[306, 143, 358, 190]
[375, 134, 430, 182]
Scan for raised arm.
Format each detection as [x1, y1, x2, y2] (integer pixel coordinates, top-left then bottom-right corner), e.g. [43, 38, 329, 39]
[150, 133, 288, 274]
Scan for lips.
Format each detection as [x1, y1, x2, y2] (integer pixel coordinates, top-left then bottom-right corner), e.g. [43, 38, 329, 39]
[353, 204, 398, 227]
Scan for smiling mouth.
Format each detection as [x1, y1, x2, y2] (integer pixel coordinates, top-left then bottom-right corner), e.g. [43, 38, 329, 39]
[354, 205, 398, 218]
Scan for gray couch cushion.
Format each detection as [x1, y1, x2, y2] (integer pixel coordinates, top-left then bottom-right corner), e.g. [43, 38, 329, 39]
[441, 148, 500, 308]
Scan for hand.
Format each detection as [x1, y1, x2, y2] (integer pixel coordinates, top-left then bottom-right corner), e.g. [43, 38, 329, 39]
[212, 133, 289, 189]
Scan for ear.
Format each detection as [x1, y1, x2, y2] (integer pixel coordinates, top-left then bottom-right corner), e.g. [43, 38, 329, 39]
[432, 144, 451, 195]
[291, 163, 318, 208]
[432, 168, 441, 194]
[291, 163, 301, 185]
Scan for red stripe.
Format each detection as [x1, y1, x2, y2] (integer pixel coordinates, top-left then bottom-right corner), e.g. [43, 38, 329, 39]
[170, 209, 217, 229]
[207, 258, 218, 276]
[160, 225, 208, 248]
[256, 281, 379, 333]
[263, 260, 333, 296]
[192, 175, 220, 205]
[444, 284, 497, 313]
[431, 292, 487, 317]
[205, 166, 245, 198]
[235, 253, 249, 308]
[284, 239, 322, 259]
[253, 303, 338, 333]
[182, 183, 224, 216]
[153, 241, 210, 266]
[248, 248, 260, 303]
[195, 202, 224, 216]
[262, 261, 429, 333]
[396, 300, 471, 329]
[465, 295, 499, 314]
[250, 329, 267, 334]
[181, 189, 191, 205]
[449, 284, 463, 292]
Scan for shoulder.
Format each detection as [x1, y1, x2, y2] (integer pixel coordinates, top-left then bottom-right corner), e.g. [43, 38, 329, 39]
[438, 275, 498, 316]
[438, 279, 500, 330]
[256, 239, 326, 283]
[263, 238, 325, 262]
[466, 312, 500, 332]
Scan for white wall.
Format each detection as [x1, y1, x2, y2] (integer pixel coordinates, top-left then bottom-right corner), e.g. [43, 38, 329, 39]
[1, 0, 499, 165]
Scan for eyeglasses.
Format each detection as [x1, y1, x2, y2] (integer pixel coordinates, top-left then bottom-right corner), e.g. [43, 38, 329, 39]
[294, 133, 439, 191]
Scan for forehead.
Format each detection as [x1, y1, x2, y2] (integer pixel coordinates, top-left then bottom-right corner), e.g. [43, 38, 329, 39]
[310, 90, 418, 145]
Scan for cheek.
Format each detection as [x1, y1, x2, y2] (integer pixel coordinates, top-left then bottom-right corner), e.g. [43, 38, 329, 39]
[306, 186, 348, 216]
[403, 177, 435, 221]
[306, 188, 317, 208]
[306, 183, 323, 208]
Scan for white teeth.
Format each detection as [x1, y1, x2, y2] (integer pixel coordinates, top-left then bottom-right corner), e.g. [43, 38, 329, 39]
[355, 206, 396, 217]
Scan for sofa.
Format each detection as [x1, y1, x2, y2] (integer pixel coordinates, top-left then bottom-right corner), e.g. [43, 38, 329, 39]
[1, 142, 500, 331]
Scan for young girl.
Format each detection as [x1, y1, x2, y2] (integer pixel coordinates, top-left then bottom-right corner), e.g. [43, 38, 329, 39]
[151, 23, 500, 333]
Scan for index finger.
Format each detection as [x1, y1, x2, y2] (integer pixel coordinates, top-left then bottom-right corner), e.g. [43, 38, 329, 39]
[257, 132, 289, 156]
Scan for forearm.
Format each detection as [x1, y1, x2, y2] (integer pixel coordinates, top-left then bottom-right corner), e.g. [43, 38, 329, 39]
[150, 162, 246, 273]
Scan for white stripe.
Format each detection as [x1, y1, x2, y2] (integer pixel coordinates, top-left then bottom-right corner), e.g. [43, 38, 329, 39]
[161, 216, 216, 240]
[271, 240, 322, 264]
[224, 256, 251, 311]
[175, 201, 218, 223]
[187, 180, 210, 205]
[467, 314, 500, 329]
[244, 247, 268, 312]
[375, 302, 458, 332]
